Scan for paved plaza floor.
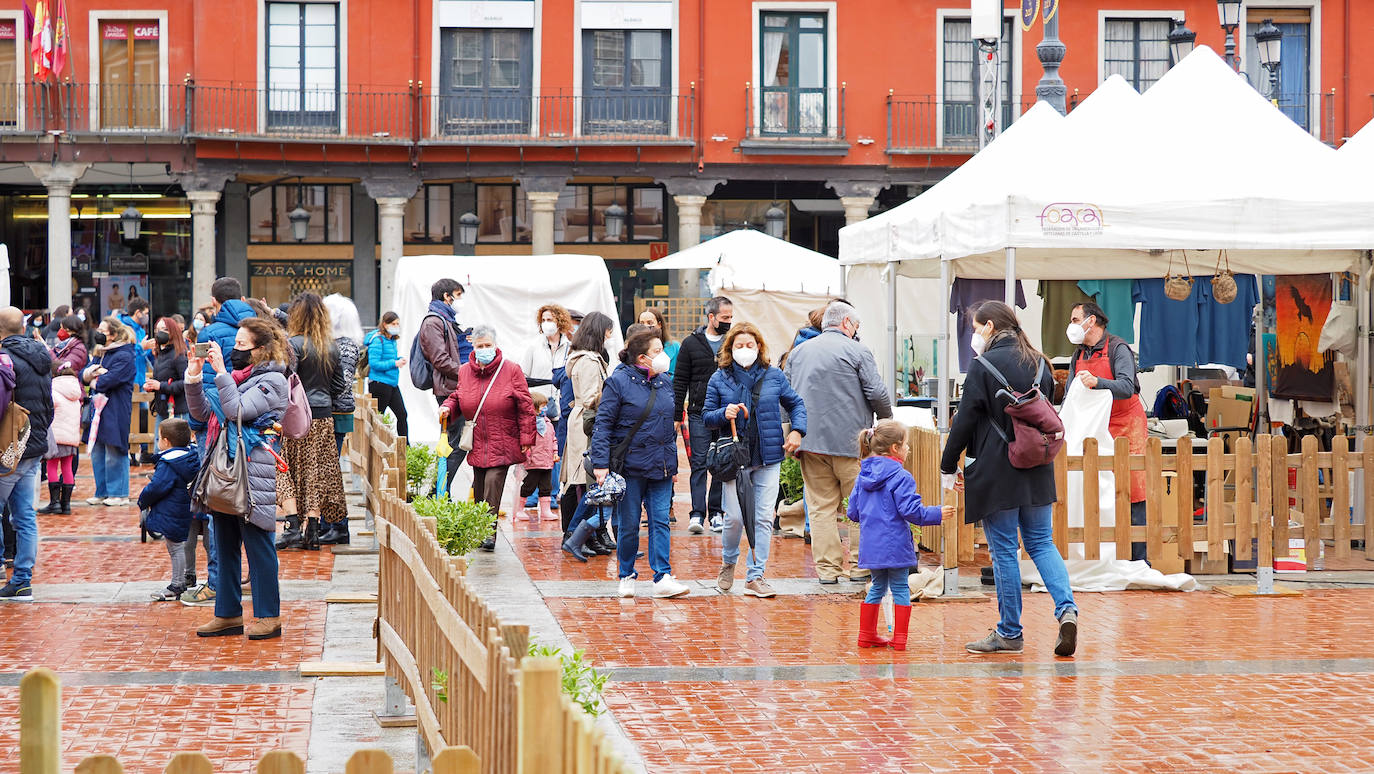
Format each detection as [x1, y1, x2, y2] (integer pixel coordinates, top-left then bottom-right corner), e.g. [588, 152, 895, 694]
[2, 460, 1373, 773]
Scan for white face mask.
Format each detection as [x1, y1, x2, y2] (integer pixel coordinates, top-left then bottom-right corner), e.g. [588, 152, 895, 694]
[1066, 321, 1087, 346]
[970, 323, 991, 356]
[386, 325, 401, 336]
[449, 297, 463, 316]
[732, 347, 758, 368]
[541, 321, 558, 337]
[649, 351, 671, 375]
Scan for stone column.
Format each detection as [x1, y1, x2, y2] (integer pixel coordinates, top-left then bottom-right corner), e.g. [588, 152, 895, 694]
[186, 191, 221, 308]
[839, 196, 876, 226]
[662, 177, 723, 298]
[376, 197, 407, 312]
[27, 162, 90, 309]
[527, 192, 560, 255]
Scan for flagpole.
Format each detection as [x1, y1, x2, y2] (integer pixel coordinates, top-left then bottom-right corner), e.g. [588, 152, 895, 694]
[1035, 1, 1067, 115]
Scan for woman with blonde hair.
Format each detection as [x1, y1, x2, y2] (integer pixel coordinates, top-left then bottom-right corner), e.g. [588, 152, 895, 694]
[276, 293, 349, 551]
[82, 317, 137, 506]
[702, 322, 806, 598]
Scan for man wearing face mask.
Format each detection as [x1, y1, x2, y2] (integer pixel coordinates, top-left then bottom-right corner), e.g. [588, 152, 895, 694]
[784, 300, 892, 585]
[1067, 301, 1149, 562]
[418, 278, 474, 491]
[673, 296, 734, 535]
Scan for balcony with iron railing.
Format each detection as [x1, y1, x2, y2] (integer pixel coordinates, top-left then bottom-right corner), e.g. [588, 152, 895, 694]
[421, 89, 695, 145]
[741, 83, 848, 155]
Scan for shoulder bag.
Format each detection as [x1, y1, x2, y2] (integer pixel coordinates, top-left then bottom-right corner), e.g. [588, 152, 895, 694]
[584, 383, 657, 478]
[192, 407, 252, 518]
[458, 359, 505, 452]
[975, 356, 1064, 469]
[705, 373, 766, 482]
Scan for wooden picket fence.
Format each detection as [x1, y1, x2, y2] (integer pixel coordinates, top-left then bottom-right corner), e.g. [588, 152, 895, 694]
[350, 394, 408, 516]
[911, 427, 1374, 575]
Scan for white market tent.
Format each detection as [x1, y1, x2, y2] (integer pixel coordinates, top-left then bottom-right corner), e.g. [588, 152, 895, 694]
[841, 45, 1374, 432]
[645, 228, 843, 360]
[391, 254, 623, 446]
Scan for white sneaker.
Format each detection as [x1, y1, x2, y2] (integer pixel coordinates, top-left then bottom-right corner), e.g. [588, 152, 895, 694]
[85, 496, 106, 505]
[103, 497, 129, 507]
[688, 515, 705, 534]
[617, 577, 636, 598]
[709, 514, 724, 533]
[652, 574, 691, 598]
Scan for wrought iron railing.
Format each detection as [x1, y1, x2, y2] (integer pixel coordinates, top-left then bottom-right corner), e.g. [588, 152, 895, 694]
[422, 89, 695, 143]
[744, 84, 845, 140]
[886, 94, 1036, 153]
[184, 82, 413, 143]
[0, 81, 185, 134]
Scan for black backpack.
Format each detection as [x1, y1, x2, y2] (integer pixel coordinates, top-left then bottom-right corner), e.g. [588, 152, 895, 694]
[409, 314, 445, 390]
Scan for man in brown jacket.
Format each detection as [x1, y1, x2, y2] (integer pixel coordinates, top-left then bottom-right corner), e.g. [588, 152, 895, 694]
[418, 278, 472, 491]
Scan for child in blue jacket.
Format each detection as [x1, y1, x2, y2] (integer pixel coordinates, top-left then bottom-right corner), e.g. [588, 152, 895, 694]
[138, 418, 200, 601]
[847, 419, 953, 651]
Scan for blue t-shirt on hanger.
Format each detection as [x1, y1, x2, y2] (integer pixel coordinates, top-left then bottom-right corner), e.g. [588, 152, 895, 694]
[1200, 274, 1259, 370]
[1132, 278, 1204, 368]
[1077, 279, 1136, 344]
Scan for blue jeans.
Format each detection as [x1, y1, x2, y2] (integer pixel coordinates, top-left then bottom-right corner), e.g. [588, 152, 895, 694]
[721, 463, 779, 581]
[193, 430, 218, 589]
[981, 504, 1077, 640]
[212, 513, 280, 620]
[90, 443, 130, 498]
[616, 477, 674, 582]
[864, 567, 910, 605]
[0, 458, 40, 585]
[685, 414, 722, 517]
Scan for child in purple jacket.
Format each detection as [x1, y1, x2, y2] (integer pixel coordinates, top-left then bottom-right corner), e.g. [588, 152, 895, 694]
[847, 420, 954, 651]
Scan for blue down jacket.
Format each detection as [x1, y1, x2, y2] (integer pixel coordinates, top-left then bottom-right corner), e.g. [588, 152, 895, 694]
[138, 446, 200, 543]
[590, 363, 677, 481]
[847, 455, 944, 570]
[186, 363, 288, 532]
[702, 363, 807, 467]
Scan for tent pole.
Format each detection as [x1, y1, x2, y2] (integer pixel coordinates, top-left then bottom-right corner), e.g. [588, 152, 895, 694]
[938, 257, 959, 597]
[887, 261, 898, 402]
[1254, 276, 1268, 429]
[1004, 247, 1016, 304]
[1356, 254, 1372, 533]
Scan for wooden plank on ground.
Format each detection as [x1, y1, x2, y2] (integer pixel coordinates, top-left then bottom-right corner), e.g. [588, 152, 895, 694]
[299, 662, 384, 677]
[326, 592, 379, 604]
[1212, 583, 1302, 597]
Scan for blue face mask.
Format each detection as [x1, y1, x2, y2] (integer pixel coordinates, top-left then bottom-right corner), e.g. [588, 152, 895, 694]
[475, 348, 496, 365]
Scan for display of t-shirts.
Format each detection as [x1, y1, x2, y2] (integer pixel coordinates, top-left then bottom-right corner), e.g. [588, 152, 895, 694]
[1077, 279, 1136, 345]
[1133, 278, 1204, 368]
[1201, 274, 1258, 370]
[1037, 280, 1094, 359]
[950, 278, 1026, 371]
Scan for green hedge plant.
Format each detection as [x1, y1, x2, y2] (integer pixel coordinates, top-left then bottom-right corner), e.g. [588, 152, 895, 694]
[413, 495, 496, 556]
[406, 444, 438, 499]
[779, 456, 804, 504]
[528, 640, 609, 717]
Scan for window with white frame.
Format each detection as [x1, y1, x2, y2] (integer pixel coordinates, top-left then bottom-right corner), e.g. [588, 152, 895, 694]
[1103, 18, 1172, 91]
[266, 2, 339, 130]
[760, 12, 828, 135]
[942, 18, 1013, 145]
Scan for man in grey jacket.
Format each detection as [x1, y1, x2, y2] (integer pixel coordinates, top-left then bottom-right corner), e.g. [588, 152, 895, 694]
[784, 301, 893, 584]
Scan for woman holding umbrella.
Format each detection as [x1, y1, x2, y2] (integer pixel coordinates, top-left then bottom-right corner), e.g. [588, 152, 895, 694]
[704, 322, 806, 598]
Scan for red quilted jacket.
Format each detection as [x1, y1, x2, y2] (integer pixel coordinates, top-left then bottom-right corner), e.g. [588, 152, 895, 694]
[442, 349, 535, 468]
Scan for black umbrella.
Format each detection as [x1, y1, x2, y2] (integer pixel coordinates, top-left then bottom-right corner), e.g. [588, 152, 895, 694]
[730, 417, 758, 551]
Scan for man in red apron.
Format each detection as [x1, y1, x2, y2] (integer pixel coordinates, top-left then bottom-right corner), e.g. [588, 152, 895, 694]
[1068, 302, 1150, 563]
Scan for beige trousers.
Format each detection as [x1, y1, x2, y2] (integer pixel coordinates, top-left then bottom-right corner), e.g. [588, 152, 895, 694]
[799, 452, 864, 581]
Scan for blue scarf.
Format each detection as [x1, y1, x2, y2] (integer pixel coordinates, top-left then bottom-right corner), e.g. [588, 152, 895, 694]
[730, 363, 766, 466]
[199, 372, 279, 461]
[428, 299, 457, 324]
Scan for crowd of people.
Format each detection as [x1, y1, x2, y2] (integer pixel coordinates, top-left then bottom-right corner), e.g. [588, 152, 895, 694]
[0, 275, 1084, 657]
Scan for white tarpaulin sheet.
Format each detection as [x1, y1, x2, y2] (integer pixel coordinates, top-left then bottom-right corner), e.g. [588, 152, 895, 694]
[391, 254, 623, 446]
[646, 228, 842, 295]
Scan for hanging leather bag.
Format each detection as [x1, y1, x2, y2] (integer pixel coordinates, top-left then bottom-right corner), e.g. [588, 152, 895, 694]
[1164, 250, 1195, 302]
[192, 408, 252, 518]
[1211, 250, 1238, 304]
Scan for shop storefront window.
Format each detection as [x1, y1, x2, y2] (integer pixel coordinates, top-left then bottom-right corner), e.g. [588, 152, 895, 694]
[556, 183, 663, 244]
[475, 184, 530, 243]
[402, 184, 452, 244]
[248, 183, 352, 243]
[700, 199, 787, 241]
[249, 259, 352, 305]
[100, 20, 161, 129]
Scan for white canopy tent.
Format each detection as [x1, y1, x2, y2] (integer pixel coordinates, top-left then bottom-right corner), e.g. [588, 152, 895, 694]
[645, 228, 843, 361]
[391, 254, 623, 446]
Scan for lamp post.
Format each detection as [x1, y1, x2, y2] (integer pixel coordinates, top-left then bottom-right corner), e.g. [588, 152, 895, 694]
[764, 203, 785, 239]
[457, 212, 479, 247]
[1254, 19, 1284, 101]
[119, 204, 142, 241]
[971, 0, 1002, 147]
[1168, 20, 1197, 67]
[1216, 0, 1242, 70]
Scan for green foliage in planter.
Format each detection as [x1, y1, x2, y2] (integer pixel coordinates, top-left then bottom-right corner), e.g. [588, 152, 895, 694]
[528, 640, 609, 718]
[413, 495, 496, 556]
[779, 456, 804, 504]
[379, 410, 395, 426]
[406, 444, 437, 495]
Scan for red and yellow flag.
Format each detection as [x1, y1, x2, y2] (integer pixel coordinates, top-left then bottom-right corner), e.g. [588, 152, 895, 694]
[30, 0, 52, 80]
[52, 0, 69, 78]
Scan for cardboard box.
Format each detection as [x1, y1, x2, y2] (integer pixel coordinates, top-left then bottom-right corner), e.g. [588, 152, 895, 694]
[1207, 386, 1255, 433]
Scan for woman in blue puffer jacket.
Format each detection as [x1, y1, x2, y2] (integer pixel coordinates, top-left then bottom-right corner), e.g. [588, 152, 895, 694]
[704, 322, 806, 599]
[589, 330, 689, 601]
[365, 311, 409, 440]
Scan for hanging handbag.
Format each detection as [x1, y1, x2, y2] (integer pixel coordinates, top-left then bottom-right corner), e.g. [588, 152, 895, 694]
[192, 408, 252, 518]
[1210, 249, 1238, 304]
[1164, 250, 1195, 302]
[704, 375, 766, 482]
[459, 359, 505, 452]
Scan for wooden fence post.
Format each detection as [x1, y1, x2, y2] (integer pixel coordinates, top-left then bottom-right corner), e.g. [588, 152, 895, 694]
[75, 756, 124, 774]
[432, 747, 481, 774]
[19, 669, 60, 774]
[519, 657, 564, 774]
[256, 751, 305, 774]
[164, 753, 213, 774]
[1082, 437, 1100, 559]
[345, 751, 394, 774]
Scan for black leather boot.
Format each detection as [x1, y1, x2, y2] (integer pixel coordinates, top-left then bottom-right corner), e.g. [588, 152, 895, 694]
[302, 517, 321, 551]
[561, 521, 595, 563]
[58, 484, 74, 515]
[275, 516, 303, 550]
[37, 484, 61, 514]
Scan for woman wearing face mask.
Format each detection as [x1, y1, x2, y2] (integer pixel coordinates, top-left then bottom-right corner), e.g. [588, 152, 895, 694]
[39, 315, 88, 515]
[591, 330, 690, 599]
[438, 324, 535, 552]
[144, 317, 189, 421]
[702, 322, 806, 598]
[81, 317, 137, 507]
[517, 304, 573, 514]
[189, 308, 214, 345]
[364, 311, 410, 440]
[557, 312, 616, 558]
[637, 307, 679, 378]
[275, 293, 349, 552]
[940, 300, 1078, 658]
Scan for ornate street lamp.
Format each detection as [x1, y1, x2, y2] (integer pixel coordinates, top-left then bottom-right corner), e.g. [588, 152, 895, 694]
[1168, 20, 1197, 66]
[119, 204, 142, 241]
[1216, 0, 1242, 70]
[764, 203, 785, 239]
[1254, 19, 1284, 99]
[603, 202, 626, 241]
[457, 212, 480, 246]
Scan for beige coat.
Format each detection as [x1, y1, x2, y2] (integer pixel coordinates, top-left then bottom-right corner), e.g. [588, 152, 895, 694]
[559, 349, 609, 487]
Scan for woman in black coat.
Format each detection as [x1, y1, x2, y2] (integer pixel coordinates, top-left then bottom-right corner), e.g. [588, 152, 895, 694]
[145, 317, 189, 419]
[940, 300, 1078, 658]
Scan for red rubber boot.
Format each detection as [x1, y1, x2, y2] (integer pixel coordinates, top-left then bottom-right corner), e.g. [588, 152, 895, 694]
[890, 605, 913, 651]
[857, 602, 891, 648]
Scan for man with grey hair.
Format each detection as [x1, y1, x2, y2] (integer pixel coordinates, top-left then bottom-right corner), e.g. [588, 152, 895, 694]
[784, 300, 892, 584]
[673, 295, 734, 534]
[0, 306, 54, 600]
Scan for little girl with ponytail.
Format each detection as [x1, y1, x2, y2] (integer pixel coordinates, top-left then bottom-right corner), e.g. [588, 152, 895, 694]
[847, 419, 953, 651]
